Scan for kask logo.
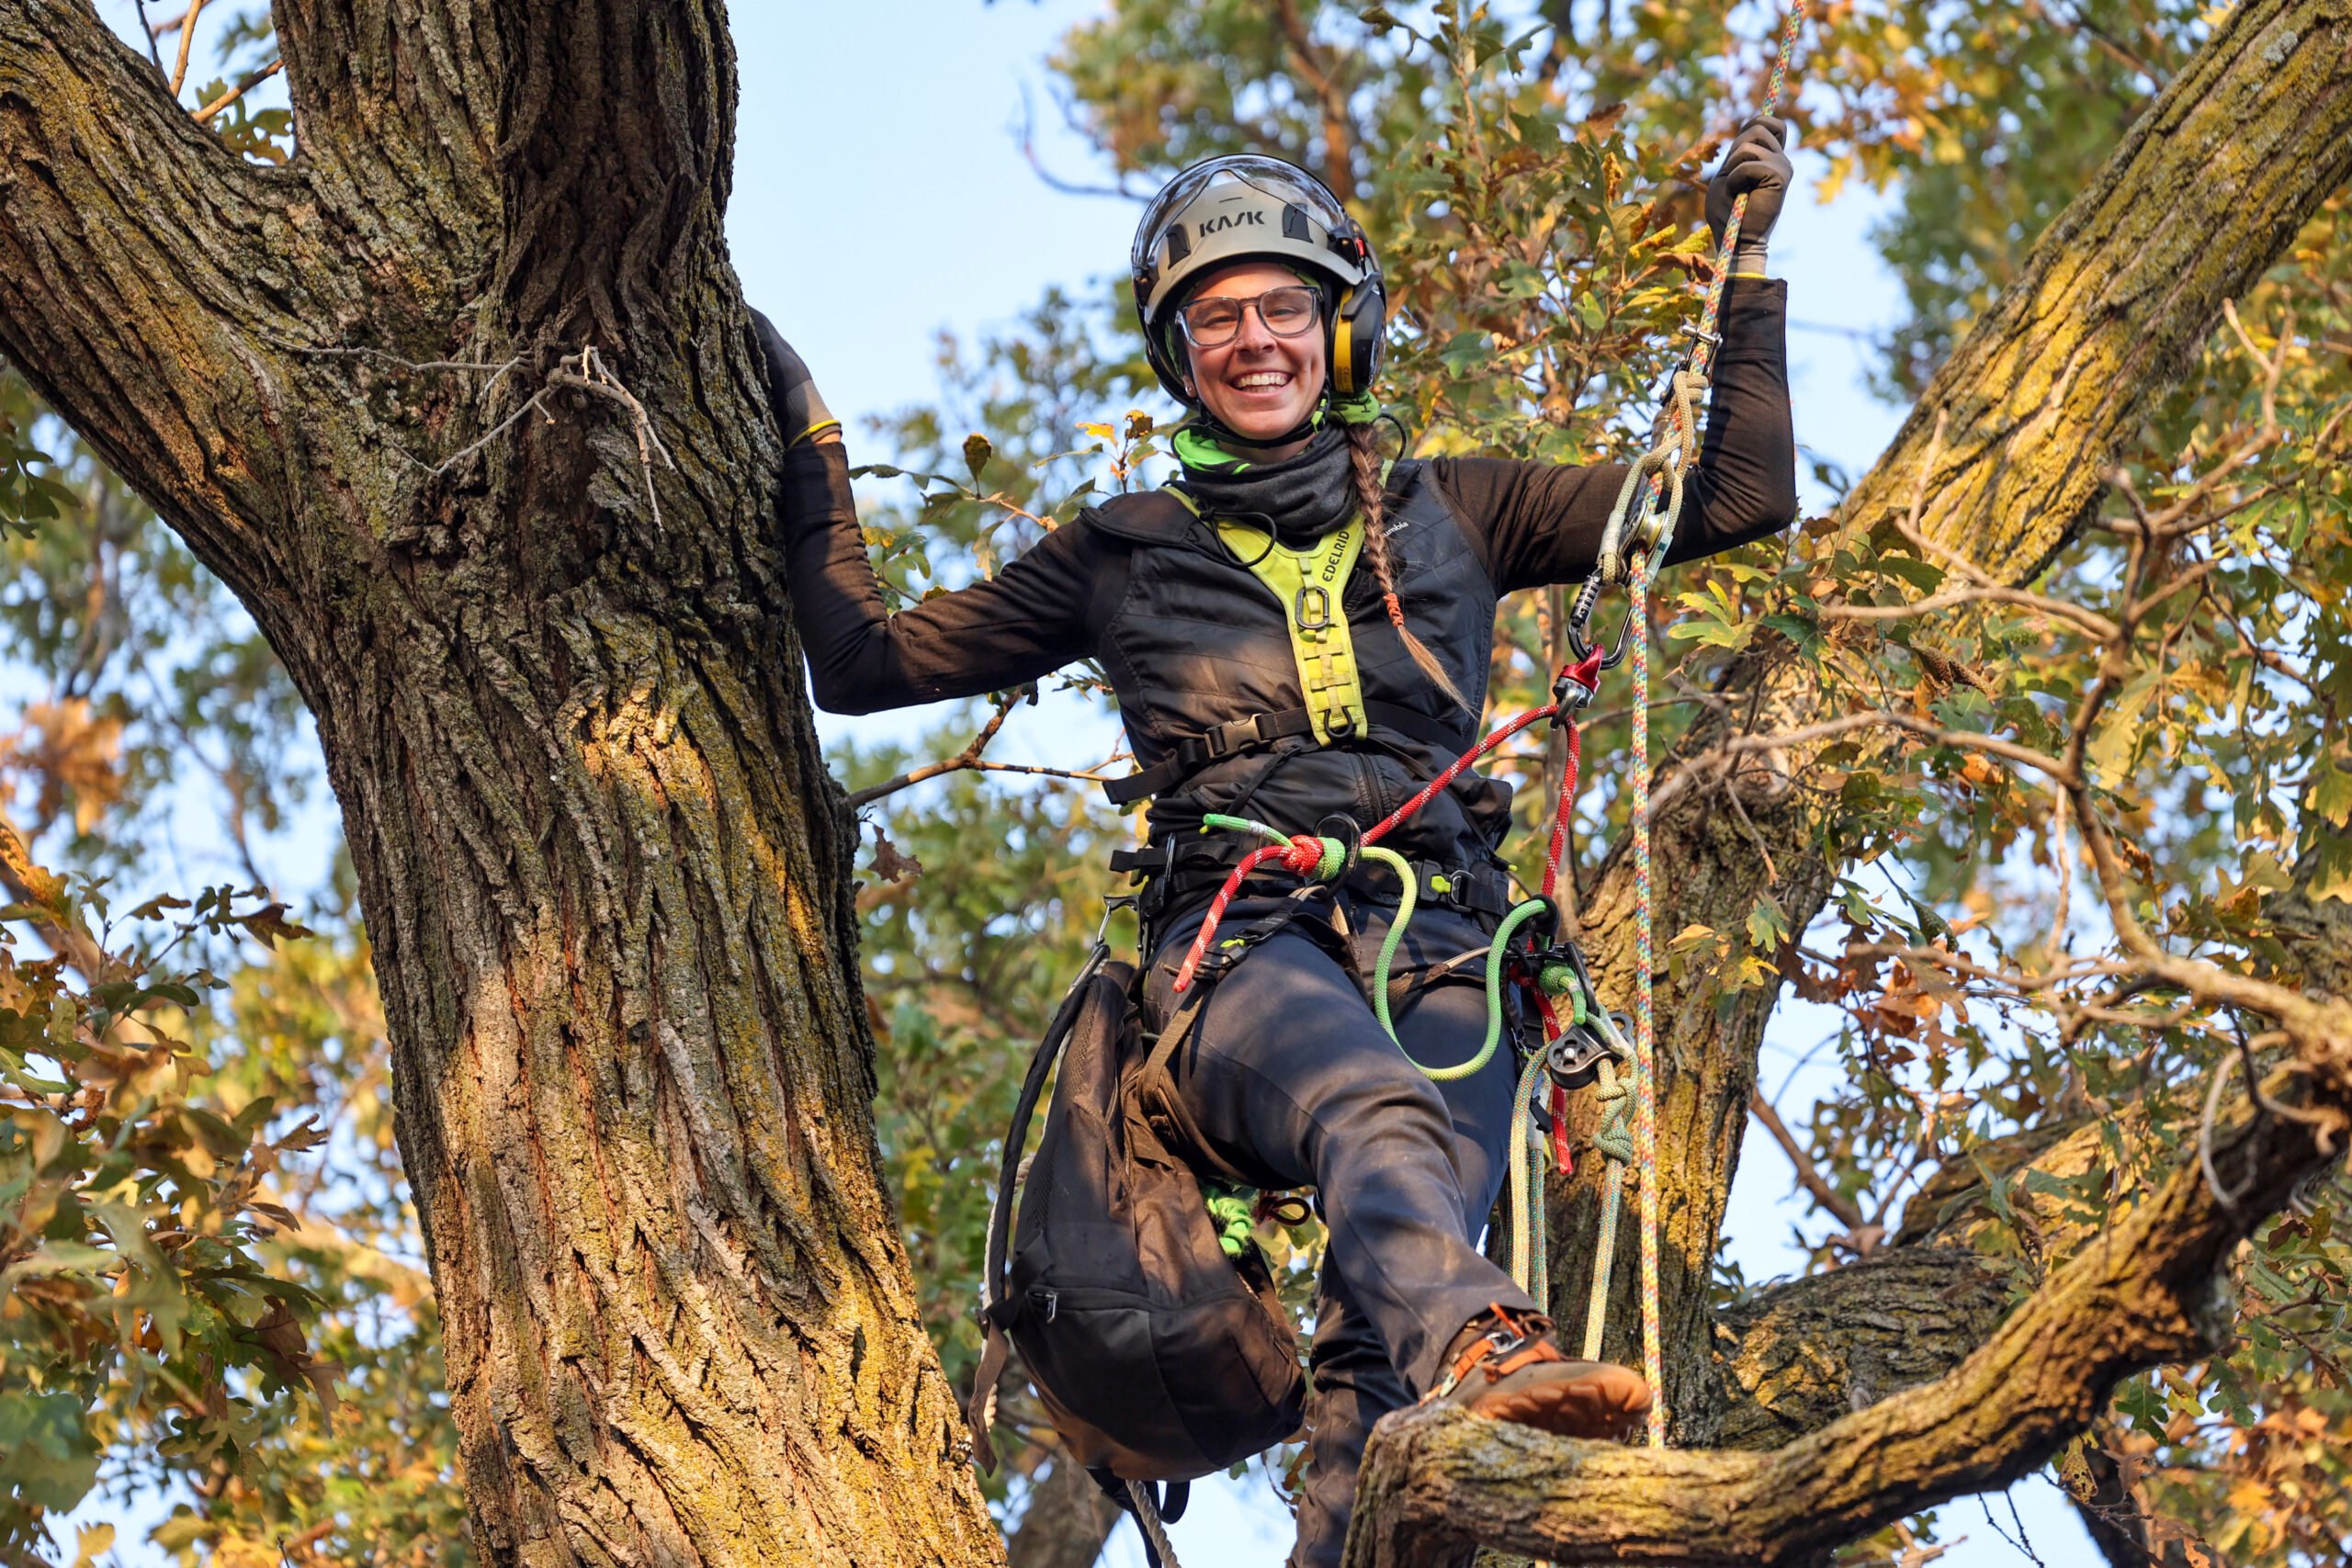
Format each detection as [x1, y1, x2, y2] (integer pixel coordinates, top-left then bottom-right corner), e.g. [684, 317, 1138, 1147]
[1197, 211, 1266, 236]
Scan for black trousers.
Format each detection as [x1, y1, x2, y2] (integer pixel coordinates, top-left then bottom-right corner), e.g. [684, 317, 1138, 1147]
[1145, 896, 1531, 1568]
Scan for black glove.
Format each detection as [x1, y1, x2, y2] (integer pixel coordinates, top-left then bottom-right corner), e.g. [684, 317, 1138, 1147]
[750, 308, 839, 446]
[1705, 115, 1792, 276]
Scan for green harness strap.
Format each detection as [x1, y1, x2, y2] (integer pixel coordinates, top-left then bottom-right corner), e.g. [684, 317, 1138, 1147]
[1216, 517, 1369, 746]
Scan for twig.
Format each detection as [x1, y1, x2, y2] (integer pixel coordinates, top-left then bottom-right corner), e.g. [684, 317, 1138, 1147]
[1819, 583, 2120, 642]
[2041, 792, 2072, 974]
[1013, 84, 1149, 201]
[167, 0, 209, 98]
[1718, 771, 1780, 885]
[261, 337, 527, 412]
[2200, 1049, 2264, 1213]
[845, 690, 1027, 809]
[1748, 1091, 1866, 1230]
[133, 0, 164, 72]
[1997, 1490, 2048, 1568]
[193, 57, 281, 125]
[390, 389, 552, 479]
[1886, 409, 1994, 587]
[257, 335, 521, 375]
[548, 346, 676, 529]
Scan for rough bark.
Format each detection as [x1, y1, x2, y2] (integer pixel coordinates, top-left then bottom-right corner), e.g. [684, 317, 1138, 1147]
[1377, 0, 2352, 1557]
[1348, 1080, 2342, 1568]
[1532, 0, 2352, 1438]
[0, 5, 995, 1564]
[1705, 1249, 2014, 1452]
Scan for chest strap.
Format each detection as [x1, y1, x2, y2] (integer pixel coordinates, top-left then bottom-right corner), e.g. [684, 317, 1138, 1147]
[1101, 700, 1471, 807]
[1218, 518, 1366, 747]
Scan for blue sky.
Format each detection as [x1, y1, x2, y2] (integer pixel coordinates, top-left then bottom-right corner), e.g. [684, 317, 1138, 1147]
[63, 3, 2096, 1563]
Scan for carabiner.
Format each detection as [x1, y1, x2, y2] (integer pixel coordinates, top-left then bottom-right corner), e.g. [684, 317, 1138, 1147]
[1565, 599, 1637, 671]
[1094, 894, 1137, 949]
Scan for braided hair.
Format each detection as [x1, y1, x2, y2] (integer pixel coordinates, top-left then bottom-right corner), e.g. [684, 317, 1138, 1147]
[1346, 420, 1474, 716]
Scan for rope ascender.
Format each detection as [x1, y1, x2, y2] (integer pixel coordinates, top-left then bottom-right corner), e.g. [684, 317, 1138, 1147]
[1165, 6, 1804, 1456]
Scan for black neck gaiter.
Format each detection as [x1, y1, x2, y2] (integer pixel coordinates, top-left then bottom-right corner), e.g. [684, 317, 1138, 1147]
[1173, 425, 1358, 547]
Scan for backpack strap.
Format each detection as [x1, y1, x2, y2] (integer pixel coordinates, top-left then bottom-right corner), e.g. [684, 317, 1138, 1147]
[967, 941, 1117, 1472]
[1126, 886, 1336, 1187]
[1077, 486, 1201, 546]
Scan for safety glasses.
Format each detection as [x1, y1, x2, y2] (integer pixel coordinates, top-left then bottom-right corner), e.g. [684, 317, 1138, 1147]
[1176, 286, 1322, 349]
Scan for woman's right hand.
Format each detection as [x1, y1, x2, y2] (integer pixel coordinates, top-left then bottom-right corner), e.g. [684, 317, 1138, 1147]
[750, 308, 842, 446]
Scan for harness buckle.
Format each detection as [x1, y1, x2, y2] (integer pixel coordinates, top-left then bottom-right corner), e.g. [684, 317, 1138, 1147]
[1294, 583, 1334, 631]
[1198, 714, 1261, 761]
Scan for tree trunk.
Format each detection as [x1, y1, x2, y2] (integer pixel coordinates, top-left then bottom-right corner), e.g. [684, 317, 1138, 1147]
[1538, 0, 2352, 1439]
[0, 6, 997, 1564]
[1004, 1456, 1122, 1568]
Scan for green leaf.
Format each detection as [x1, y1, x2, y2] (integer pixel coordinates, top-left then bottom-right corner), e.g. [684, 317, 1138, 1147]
[1438, 331, 1493, 376]
[1746, 895, 1791, 951]
[1667, 618, 1755, 651]
[0, 1392, 102, 1511]
[2308, 750, 2352, 828]
[1875, 556, 1946, 593]
[1905, 895, 1952, 943]
[1761, 612, 1821, 656]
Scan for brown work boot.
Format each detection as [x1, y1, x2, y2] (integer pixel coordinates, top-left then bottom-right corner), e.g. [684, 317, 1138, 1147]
[1423, 1303, 1650, 1441]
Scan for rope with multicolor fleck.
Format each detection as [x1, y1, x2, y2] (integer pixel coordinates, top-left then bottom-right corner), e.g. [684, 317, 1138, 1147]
[1626, 4, 1807, 1449]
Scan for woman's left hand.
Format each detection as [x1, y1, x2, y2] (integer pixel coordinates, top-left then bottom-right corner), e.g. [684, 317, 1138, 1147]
[1705, 115, 1794, 274]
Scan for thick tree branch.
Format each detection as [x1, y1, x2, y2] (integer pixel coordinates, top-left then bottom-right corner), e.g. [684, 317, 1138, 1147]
[1707, 1248, 2014, 1453]
[0, 0, 324, 603]
[1351, 1077, 2345, 1567]
[1833, 0, 2352, 581]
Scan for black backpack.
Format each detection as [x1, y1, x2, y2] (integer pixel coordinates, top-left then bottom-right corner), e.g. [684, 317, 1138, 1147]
[965, 939, 1307, 1484]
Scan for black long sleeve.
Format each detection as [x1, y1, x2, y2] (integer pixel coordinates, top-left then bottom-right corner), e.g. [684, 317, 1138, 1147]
[1425, 276, 1798, 593]
[771, 279, 1796, 717]
[777, 439, 1114, 715]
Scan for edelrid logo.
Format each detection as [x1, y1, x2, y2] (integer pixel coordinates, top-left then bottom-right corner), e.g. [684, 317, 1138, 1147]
[1197, 211, 1265, 236]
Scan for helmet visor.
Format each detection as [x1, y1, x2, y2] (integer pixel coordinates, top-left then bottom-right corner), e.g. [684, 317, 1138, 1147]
[1131, 154, 1363, 321]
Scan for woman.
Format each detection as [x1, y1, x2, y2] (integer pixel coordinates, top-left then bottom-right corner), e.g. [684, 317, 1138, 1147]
[763, 130, 1795, 1567]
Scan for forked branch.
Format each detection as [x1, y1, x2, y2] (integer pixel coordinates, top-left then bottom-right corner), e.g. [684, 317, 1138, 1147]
[1347, 1073, 2346, 1568]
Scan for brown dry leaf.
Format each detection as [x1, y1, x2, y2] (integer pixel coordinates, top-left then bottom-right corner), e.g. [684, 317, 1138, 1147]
[869, 826, 922, 884]
[0, 700, 127, 835]
[237, 902, 319, 950]
[246, 1296, 342, 1419]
